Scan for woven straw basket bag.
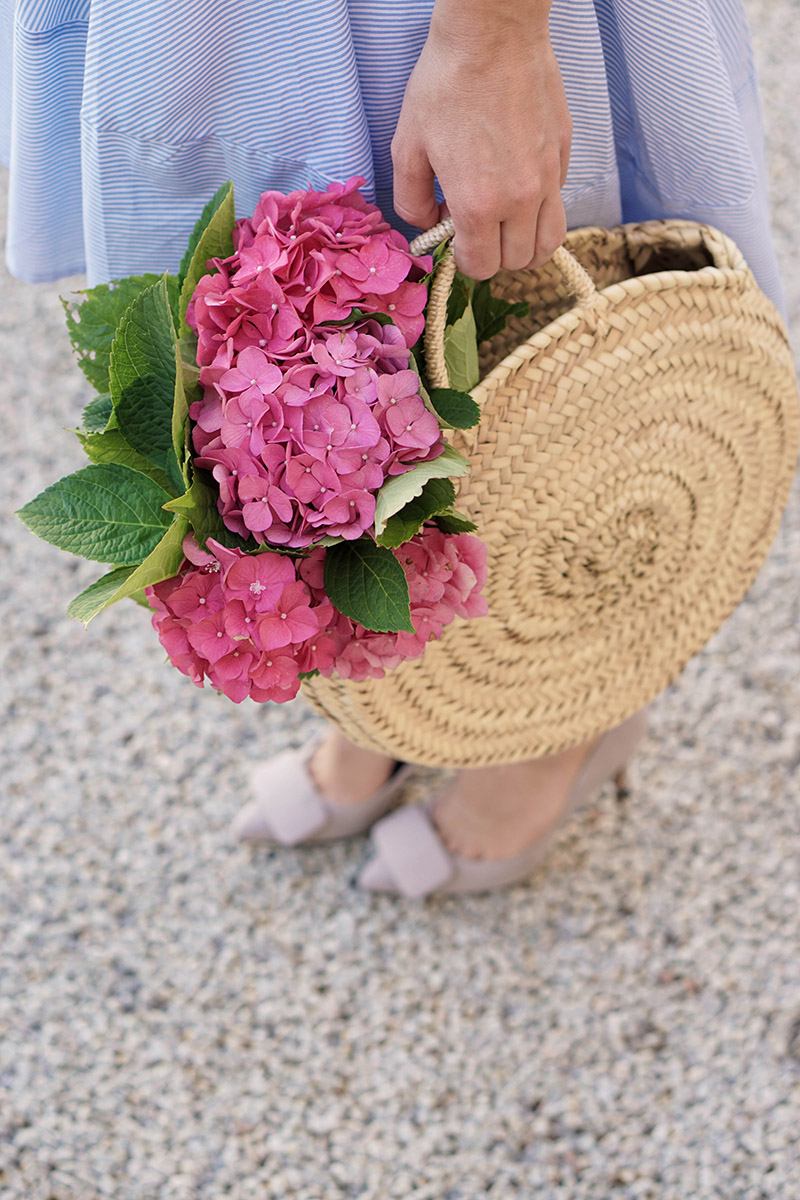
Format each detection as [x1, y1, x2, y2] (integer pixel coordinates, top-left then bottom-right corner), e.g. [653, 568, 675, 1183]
[303, 217, 799, 767]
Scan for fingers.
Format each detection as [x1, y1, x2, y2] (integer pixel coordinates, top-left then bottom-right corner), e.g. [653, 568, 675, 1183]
[500, 216, 538, 275]
[450, 148, 567, 278]
[526, 189, 567, 270]
[453, 213, 502, 280]
[452, 185, 566, 279]
[392, 131, 440, 231]
[559, 111, 573, 188]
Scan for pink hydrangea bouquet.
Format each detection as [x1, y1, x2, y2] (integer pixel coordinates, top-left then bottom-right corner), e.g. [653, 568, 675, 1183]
[19, 178, 527, 704]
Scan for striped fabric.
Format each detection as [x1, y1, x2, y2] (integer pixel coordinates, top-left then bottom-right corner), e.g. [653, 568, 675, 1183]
[0, 0, 785, 312]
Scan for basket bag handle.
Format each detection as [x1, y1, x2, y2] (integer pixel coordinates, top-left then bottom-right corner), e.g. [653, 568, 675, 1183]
[409, 216, 599, 389]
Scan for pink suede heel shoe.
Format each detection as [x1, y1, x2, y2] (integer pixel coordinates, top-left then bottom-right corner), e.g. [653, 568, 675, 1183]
[356, 708, 649, 897]
[232, 738, 414, 847]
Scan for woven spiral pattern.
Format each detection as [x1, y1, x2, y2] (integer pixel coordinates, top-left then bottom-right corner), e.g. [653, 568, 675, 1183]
[303, 220, 799, 767]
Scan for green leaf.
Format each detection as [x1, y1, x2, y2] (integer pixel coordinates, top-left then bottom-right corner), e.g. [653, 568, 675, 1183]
[178, 181, 235, 328]
[324, 308, 395, 329]
[432, 508, 478, 534]
[77, 429, 174, 494]
[373, 444, 469, 537]
[298, 669, 320, 681]
[66, 566, 137, 624]
[109, 276, 183, 491]
[410, 338, 425, 381]
[417, 238, 454, 290]
[324, 539, 414, 633]
[164, 274, 181, 329]
[63, 274, 173, 393]
[472, 280, 530, 345]
[178, 181, 236, 288]
[428, 387, 480, 430]
[101, 515, 189, 614]
[174, 332, 202, 485]
[17, 463, 173, 565]
[445, 272, 472, 327]
[163, 469, 256, 553]
[67, 515, 191, 626]
[162, 472, 218, 543]
[376, 478, 456, 548]
[172, 349, 193, 484]
[178, 333, 201, 389]
[443, 305, 480, 392]
[81, 394, 114, 433]
[407, 344, 432, 407]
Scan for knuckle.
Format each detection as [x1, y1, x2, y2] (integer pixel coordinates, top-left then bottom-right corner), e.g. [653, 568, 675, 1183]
[390, 142, 409, 172]
[539, 227, 566, 261]
[510, 177, 543, 209]
[538, 237, 561, 262]
[503, 251, 533, 272]
[454, 243, 496, 281]
[390, 135, 416, 173]
[538, 146, 563, 184]
[463, 185, 503, 223]
[460, 262, 493, 281]
[395, 203, 427, 228]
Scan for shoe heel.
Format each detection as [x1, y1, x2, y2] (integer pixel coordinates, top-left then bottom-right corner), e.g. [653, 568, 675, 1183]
[613, 765, 631, 801]
[573, 707, 649, 809]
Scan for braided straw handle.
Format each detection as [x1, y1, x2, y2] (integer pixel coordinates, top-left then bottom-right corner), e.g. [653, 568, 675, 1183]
[409, 216, 599, 389]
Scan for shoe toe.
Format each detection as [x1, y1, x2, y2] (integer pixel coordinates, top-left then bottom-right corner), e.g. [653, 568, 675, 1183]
[231, 800, 276, 844]
[356, 854, 396, 893]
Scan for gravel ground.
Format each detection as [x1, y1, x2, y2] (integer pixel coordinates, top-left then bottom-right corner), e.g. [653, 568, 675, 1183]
[2, 4, 799, 1197]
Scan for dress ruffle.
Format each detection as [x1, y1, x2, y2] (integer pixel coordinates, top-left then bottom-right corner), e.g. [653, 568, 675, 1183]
[0, 0, 784, 311]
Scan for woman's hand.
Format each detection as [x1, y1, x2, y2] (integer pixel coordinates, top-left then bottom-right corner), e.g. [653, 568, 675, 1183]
[391, 0, 571, 279]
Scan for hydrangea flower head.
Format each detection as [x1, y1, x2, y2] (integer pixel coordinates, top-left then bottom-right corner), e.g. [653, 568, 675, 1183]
[147, 528, 487, 702]
[187, 179, 440, 549]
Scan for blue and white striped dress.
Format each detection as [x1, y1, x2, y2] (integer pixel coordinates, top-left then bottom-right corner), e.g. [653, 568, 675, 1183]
[0, 0, 785, 312]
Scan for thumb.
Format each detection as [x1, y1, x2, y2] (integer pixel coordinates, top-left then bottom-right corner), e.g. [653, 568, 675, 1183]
[391, 133, 440, 230]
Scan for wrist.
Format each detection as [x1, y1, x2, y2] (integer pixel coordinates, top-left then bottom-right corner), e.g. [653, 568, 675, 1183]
[429, 0, 553, 52]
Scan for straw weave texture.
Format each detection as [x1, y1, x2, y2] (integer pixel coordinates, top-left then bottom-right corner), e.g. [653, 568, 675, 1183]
[303, 220, 799, 767]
